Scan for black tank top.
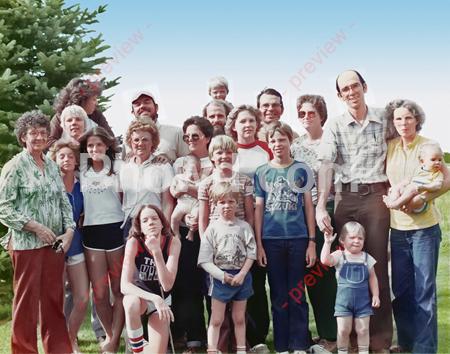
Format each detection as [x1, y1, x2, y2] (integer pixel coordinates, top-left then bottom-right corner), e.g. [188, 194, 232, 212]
[134, 236, 172, 298]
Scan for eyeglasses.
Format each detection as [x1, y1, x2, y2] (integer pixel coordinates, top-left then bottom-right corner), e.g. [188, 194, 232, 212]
[298, 111, 317, 119]
[182, 133, 203, 143]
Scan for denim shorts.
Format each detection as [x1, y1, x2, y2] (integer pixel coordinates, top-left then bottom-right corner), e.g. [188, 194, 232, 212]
[209, 269, 253, 303]
[65, 252, 85, 266]
[334, 285, 373, 318]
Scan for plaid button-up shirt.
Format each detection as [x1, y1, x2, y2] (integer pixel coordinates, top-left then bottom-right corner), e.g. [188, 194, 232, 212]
[318, 106, 388, 184]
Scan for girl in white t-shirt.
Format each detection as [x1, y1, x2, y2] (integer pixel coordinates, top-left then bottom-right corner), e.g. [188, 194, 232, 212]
[79, 126, 124, 353]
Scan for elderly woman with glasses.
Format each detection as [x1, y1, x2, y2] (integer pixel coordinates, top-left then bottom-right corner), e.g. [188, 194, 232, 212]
[0, 111, 75, 354]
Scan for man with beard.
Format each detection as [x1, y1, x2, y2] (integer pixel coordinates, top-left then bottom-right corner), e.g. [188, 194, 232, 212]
[131, 90, 189, 163]
[202, 99, 232, 136]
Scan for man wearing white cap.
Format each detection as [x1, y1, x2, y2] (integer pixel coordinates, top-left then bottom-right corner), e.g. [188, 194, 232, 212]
[131, 90, 189, 163]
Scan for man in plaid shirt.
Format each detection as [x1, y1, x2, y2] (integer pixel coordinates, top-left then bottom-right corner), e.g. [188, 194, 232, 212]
[315, 70, 392, 353]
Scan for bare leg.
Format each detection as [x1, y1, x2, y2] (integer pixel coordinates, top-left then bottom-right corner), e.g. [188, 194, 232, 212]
[102, 247, 125, 352]
[66, 261, 90, 352]
[336, 316, 353, 354]
[232, 300, 247, 353]
[170, 206, 185, 239]
[208, 299, 227, 352]
[354, 317, 370, 354]
[123, 295, 148, 353]
[147, 311, 170, 353]
[85, 249, 114, 343]
[383, 183, 417, 209]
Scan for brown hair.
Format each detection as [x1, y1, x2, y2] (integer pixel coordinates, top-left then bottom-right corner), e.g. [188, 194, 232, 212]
[78, 126, 119, 176]
[48, 139, 80, 168]
[129, 204, 173, 240]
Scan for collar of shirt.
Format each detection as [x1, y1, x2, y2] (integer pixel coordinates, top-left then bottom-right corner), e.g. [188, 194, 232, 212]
[342, 106, 383, 126]
[391, 134, 422, 152]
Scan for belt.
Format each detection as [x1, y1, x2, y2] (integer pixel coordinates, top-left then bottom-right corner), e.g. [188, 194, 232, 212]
[339, 182, 387, 196]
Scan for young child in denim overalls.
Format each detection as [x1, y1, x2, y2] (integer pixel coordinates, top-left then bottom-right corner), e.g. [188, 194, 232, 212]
[320, 221, 380, 354]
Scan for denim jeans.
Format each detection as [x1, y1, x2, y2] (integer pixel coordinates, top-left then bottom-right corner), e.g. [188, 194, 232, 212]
[263, 238, 309, 352]
[391, 224, 441, 354]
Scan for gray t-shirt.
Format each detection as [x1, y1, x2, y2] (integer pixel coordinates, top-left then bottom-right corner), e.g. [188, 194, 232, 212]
[198, 218, 257, 270]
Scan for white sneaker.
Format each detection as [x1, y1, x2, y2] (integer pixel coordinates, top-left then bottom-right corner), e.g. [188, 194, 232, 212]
[250, 343, 270, 354]
[292, 351, 307, 354]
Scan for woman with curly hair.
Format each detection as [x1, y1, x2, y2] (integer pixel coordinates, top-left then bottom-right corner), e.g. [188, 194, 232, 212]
[121, 204, 181, 353]
[120, 119, 175, 239]
[0, 110, 75, 353]
[48, 77, 114, 147]
[79, 126, 124, 353]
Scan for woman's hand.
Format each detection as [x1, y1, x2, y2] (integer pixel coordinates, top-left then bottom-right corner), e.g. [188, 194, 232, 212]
[55, 229, 74, 253]
[153, 296, 174, 322]
[33, 222, 57, 244]
[306, 241, 317, 268]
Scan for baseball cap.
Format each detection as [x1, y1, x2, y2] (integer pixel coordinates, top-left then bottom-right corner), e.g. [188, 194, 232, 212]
[131, 90, 156, 104]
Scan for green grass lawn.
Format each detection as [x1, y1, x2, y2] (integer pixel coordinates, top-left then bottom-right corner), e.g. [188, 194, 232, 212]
[1, 195, 449, 353]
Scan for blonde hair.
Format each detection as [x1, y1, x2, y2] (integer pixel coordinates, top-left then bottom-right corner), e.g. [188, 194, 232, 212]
[125, 119, 160, 154]
[60, 105, 89, 130]
[339, 221, 366, 242]
[418, 142, 443, 160]
[208, 135, 237, 160]
[208, 76, 229, 93]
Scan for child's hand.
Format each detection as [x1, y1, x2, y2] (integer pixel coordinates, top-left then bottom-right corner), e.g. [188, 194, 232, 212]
[223, 272, 234, 285]
[372, 295, 380, 308]
[324, 232, 337, 244]
[257, 245, 267, 267]
[145, 235, 161, 254]
[231, 272, 246, 287]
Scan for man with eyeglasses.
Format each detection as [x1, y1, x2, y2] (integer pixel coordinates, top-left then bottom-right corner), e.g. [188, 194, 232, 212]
[131, 90, 189, 164]
[316, 70, 392, 353]
[256, 88, 298, 142]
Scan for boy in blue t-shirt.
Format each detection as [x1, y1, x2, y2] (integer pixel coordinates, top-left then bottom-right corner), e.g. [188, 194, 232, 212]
[254, 122, 316, 353]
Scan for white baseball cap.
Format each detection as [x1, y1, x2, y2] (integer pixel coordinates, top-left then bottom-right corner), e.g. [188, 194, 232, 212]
[131, 90, 156, 104]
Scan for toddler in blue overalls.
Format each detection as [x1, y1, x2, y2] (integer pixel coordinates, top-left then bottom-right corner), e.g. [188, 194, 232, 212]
[320, 221, 380, 354]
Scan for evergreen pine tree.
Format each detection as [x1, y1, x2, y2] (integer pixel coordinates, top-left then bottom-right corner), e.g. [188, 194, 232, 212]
[0, 0, 118, 167]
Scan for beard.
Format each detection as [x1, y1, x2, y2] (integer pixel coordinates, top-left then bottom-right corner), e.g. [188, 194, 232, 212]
[212, 125, 225, 136]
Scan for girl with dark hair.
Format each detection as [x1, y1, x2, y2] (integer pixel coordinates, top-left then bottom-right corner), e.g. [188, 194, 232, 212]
[48, 77, 114, 147]
[121, 204, 181, 353]
[79, 126, 124, 353]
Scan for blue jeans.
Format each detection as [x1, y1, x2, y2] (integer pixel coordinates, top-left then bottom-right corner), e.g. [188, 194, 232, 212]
[390, 224, 441, 354]
[263, 238, 309, 352]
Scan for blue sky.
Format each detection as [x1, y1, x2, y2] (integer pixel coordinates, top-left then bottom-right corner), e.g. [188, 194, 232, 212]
[69, 0, 450, 150]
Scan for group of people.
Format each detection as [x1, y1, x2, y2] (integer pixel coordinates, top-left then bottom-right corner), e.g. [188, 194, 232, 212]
[0, 70, 448, 354]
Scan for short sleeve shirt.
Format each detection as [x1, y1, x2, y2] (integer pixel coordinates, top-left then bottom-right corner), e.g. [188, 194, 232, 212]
[254, 160, 313, 240]
[198, 171, 253, 222]
[198, 218, 257, 270]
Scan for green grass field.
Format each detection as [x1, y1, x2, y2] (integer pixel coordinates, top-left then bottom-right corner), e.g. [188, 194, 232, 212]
[0, 195, 449, 353]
